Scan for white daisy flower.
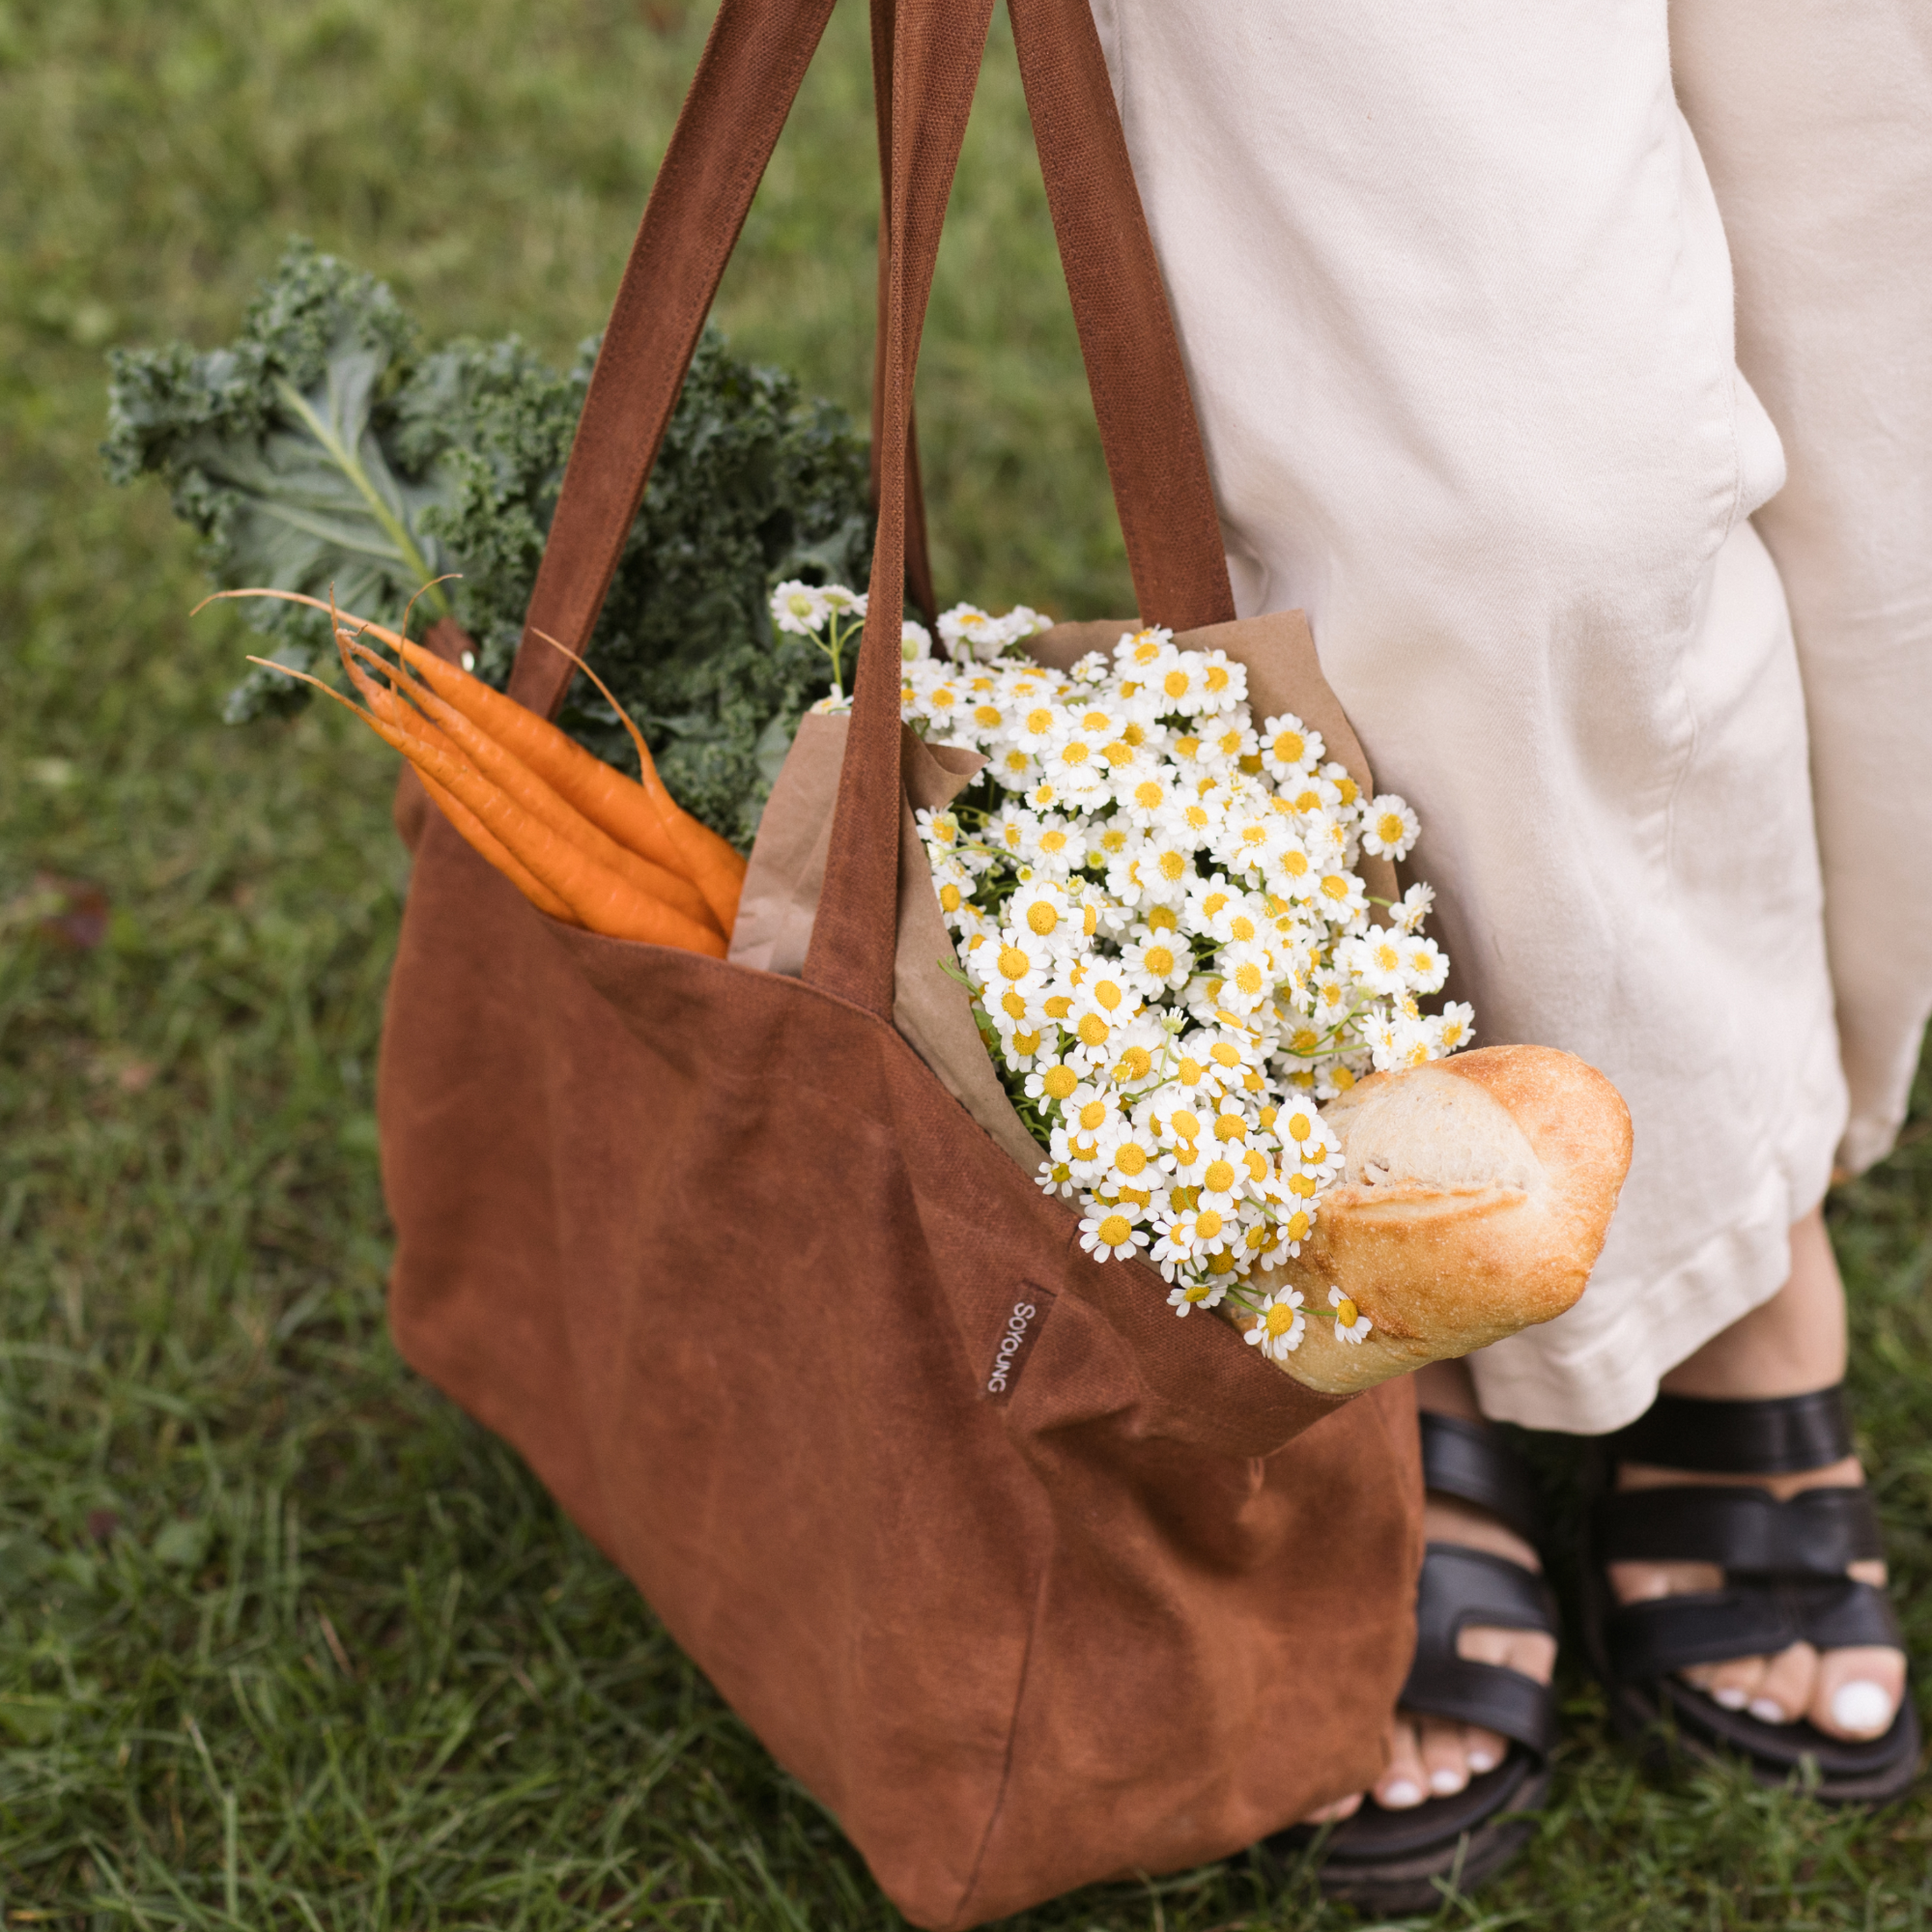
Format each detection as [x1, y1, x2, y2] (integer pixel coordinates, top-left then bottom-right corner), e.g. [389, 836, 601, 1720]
[1243, 1288, 1307, 1360]
[1114, 625, 1175, 674]
[1008, 879, 1076, 950]
[1023, 1057, 1081, 1111]
[1120, 927, 1194, 997]
[1433, 1001, 1477, 1053]
[1191, 649, 1248, 717]
[899, 619, 933, 663]
[938, 603, 1000, 662]
[1166, 1279, 1227, 1317]
[1118, 770, 1177, 828]
[1329, 1285, 1374, 1344]
[1400, 934, 1449, 994]
[770, 580, 830, 635]
[1360, 794, 1420, 860]
[1314, 869, 1370, 926]
[987, 929, 1056, 997]
[1260, 713, 1324, 781]
[999, 605, 1053, 647]
[1392, 881, 1436, 933]
[1340, 927, 1408, 998]
[1078, 1206, 1148, 1262]
[1034, 1158, 1079, 1199]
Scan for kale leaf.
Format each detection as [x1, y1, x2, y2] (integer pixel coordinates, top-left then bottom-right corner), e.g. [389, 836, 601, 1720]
[105, 240, 873, 845]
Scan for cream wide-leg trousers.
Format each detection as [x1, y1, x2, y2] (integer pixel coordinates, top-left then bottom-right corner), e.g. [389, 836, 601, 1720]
[1087, 0, 1932, 1433]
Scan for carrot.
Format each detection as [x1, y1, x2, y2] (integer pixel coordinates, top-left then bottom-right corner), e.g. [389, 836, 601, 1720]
[248, 658, 728, 956]
[337, 634, 721, 935]
[203, 590, 719, 898]
[530, 630, 747, 933]
[415, 769, 577, 923]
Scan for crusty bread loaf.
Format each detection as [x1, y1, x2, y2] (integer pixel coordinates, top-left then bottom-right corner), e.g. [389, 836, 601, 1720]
[1237, 1044, 1633, 1395]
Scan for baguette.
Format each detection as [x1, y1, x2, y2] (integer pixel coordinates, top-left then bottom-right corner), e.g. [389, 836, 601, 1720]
[1239, 1044, 1633, 1395]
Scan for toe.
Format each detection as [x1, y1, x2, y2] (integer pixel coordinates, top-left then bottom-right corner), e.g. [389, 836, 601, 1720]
[1684, 1652, 1769, 1713]
[1301, 1791, 1366, 1825]
[1747, 1642, 1819, 1727]
[1462, 1723, 1510, 1777]
[1375, 1715, 1428, 1810]
[1418, 1716, 1472, 1797]
[1810, 1645, 1906, 1742]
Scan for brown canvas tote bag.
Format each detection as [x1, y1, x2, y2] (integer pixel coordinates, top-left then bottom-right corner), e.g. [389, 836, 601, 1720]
[379, 0, 1423, 1922]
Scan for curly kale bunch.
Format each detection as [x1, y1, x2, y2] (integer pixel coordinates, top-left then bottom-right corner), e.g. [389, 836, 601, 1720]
[105, 241, 873, 845]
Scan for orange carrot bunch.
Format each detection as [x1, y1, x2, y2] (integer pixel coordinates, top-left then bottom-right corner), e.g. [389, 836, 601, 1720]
[210, 589, 744, 957]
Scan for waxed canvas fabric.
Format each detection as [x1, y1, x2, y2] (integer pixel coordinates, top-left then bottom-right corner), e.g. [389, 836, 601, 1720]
[376, 0, 1426, 1921]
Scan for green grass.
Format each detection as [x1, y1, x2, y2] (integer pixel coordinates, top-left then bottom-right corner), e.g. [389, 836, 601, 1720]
[2, 0, 1929, 1924]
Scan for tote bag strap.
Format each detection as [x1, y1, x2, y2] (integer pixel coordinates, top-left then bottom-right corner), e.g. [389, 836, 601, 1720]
[509, 0, 1236, 1019]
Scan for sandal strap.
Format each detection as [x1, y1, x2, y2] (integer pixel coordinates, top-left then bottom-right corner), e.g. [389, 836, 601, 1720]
[1594, 1484, 1884, 1575]
[1606, 1577, 1902, 1681]
[1609, 1387, 1852, 1475]
[1398, 1543, 1560, 1758]
[1418, 1411, 1542, 1544]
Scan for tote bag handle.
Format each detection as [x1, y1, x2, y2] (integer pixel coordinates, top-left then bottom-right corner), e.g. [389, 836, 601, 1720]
[508, 0, 1236, 1018]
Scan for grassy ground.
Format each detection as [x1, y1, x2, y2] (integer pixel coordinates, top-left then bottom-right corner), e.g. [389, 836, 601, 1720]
[3, 1, 1929, 1924]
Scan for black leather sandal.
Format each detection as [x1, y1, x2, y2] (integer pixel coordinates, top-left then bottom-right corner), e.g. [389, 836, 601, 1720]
[1257, 1411, 1560, 1913]
[1581, 1385, 1919, 1805]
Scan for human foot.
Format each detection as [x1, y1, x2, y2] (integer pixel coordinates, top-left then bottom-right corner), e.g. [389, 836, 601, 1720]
[1301, 1371, 1556, 1823]
[1609, 1449, 1904, 1742]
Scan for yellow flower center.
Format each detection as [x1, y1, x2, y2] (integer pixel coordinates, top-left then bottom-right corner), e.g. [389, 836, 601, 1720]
[1195, 1209, 1224, 1240]
[1171, 1109, 1202, 1141]
[1289, 1173, 1318, 1198]
[1013, 1030, 1040, 1054]
[1163, 669, 1191, 698]
[1272, 730, 1304, 764]
[1096, 1214, 1133, 1247]
[1205, 666, 1231, 692]
[1158, 850, 1187, 881]
[998, 945, 1031, 980]
[1133, 781, 1164, 810]
[940, 884, 963, 912]
[1210, 1043, 1241, 1069]
[1043, 995, 1073, 1018]
[1334, 1298, 1359, 1327]
[1280, 850, 1310, 877]
[1177, 1057, 1205, 1086]
[1286, 1210, 1311, 1240]
[1264, 1301, 1298, 1337]
[1244, 1150, 1269, 1181]
[1026, 708, 1054, 734]
[1103, 740, 1134, 767]
[1320, 875, 1350, 901]
[1001, 990, 1028, 1018]
[1173, 735, 1201, 761]
[1203, 1160, 1236, 1194]
[1077, 1014, 1110, 1047]
[1042, 1065, 1077, 1100]
[1145, 945, 1175, 977]
[1377, 812, 1405, 843]
[1027, 902, 1059, 936]
[1117, 1143, 1149, 1176]
[1235, 963, 1264, 994]
[1039, 830, 1069, 855]
[974, 705, 1002, 727]
[1215, 1113, 1246, 1141]
[1079, 1099, 1109, 1131]
[1146, 905, 1179, 932]
[1115, 1045, 1152, 1081]
[1095, 981, 1122, 1011]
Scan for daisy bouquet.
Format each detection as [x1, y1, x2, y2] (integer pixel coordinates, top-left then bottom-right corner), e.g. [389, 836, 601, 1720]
[771, 584, 1475, 1360]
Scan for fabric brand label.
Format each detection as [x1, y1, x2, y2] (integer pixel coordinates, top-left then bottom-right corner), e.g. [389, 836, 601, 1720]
[982, 1286, 1054, 1401]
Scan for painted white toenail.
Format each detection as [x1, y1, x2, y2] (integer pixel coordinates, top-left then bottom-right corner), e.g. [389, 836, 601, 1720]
[1430, 1768, 1463, 1795]
[1747, 1697, 1787, 1725]
[1466, 1749, 1498, 1775]
[1713, 1687, 1748, 1711]
[1380, 1779, 1424, 1808]
[1832, 1681, 1893, 1736]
